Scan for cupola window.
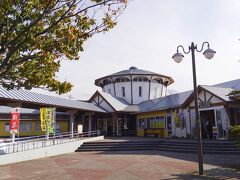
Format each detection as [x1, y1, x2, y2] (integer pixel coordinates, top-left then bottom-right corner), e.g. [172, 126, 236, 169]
[115, 77, 130, 83]
[133, 77, 148, 82]
[152, 78, 163, 84]
[103, 79, 112, 86]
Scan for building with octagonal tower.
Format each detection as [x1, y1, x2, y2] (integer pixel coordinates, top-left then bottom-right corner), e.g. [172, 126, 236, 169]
[95, 66, 174, 104]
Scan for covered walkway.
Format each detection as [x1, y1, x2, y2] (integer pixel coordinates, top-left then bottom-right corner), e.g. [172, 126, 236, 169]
[0, 86, 107, 138]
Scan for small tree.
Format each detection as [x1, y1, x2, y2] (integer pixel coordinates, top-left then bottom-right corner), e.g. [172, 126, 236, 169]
[228, 90, 240, 100]
[167, 89, 179, 95]
[0, 0, 128, 94]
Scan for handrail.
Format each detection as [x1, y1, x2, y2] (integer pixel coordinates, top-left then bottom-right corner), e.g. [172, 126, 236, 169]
[2, 130, 82, 143]
[0, 130, 101, 155]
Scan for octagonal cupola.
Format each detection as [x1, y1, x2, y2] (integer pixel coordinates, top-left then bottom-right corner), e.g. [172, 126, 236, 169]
[95, 67, 174, 104]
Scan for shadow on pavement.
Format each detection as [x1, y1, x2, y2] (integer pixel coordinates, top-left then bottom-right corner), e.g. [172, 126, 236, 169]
[92, 150, 240, 179]
[163, 167, 240, 180]
[95, 150, 240, 168]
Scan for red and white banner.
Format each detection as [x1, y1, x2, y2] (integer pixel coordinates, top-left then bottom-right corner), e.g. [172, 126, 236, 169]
[10, 108, 20, 133]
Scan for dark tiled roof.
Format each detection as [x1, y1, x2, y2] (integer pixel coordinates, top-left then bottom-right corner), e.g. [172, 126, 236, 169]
[213, 79, 240, 90]
[95, 66, 174, 86]
[138, 90, 193, 112]
[0, 106, 69, 114]
[0, 86, 106, 113]
[110, 67, 168, 77]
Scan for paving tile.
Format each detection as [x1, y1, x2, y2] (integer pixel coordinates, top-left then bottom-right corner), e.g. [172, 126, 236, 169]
[0, 150, 240, 180]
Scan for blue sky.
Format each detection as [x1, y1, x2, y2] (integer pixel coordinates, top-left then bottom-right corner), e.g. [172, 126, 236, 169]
[35, 0, 240, 100]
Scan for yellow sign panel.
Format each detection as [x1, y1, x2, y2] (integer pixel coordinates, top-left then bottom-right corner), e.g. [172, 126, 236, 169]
[40, 108, 55, 133]
[40, 108, 46, 131]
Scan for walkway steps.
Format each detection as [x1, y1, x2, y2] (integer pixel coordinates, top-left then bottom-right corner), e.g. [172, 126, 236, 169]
[75, 140, 240, 155]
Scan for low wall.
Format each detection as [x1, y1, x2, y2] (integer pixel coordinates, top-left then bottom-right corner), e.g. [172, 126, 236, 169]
[0, 136, 104, 165]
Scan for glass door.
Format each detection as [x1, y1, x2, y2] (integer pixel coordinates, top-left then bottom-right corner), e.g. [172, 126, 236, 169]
[215, 109, 225, 138]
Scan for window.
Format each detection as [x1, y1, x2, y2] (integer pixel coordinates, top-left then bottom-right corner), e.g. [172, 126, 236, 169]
[20, 123, 32, 132]
[143, 77, 148, 82]
[108, 89, 111, 94]
[115, 78, 130, 83]
[152, 79, 163, 84]
[56, 123, 61, 133]
[103, 79, 112, 86]
[4, 123, 10, 132]
[138, 118, 145, 129]
[147, 118, 151, 128]
[139, 86, 142, 97]
[122, 87, 125, 97]
[133, 77, 148, 82]
[156, 116, 165, 128]
[120, 78, 126, 82]
[35, 123, 41, 131]
[150, 117, 155, 128]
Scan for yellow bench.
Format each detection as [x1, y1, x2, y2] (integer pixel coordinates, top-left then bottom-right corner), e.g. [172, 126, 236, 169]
[144, 128, 165, 138]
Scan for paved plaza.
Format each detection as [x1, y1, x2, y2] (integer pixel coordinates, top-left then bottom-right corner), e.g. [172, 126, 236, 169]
[0, 149, 240, 180]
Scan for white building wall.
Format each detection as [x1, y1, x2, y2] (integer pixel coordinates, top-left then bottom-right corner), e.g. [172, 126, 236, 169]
[150, 83, 163, 99]
[190, 91, 222, 106]
[190, 99, 202, 106]
[0, 136, 104, 165]
[101, 76, 169, 104]
[174, 109, 187, 138]
[132, 82, 149, 104]
[162, 86, 167, 97]
[103, 84, 114, 95]
[210, 96, 222, 104]
[190, 109, 196, 136]
[115, 82, 131, 104]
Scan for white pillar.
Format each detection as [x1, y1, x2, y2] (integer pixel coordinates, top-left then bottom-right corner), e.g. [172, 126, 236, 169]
[70, 113, 74, 138]
[67, 110, 77, 138]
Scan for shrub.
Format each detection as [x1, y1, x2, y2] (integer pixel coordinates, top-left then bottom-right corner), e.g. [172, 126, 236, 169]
[229, 125, 240, 140]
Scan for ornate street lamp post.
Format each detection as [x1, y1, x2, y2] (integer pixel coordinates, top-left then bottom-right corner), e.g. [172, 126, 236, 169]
[172, 42, 216, 175]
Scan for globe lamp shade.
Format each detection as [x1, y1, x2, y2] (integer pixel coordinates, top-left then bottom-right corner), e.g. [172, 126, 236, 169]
[172, 52, 184, 63]
[203, 48, 216, 59]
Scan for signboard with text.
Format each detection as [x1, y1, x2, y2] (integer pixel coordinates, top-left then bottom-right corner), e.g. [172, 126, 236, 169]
[10, 108, 20, 134]
[40, 108, 55, 133]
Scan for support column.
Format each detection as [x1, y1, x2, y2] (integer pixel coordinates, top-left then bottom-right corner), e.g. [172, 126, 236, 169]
[88, 114, 91, 132]
[123, 115, 128, 136]
[112, 113, 117, 136]
[67, 110, 77, 138]
[81, 114, 85, 132]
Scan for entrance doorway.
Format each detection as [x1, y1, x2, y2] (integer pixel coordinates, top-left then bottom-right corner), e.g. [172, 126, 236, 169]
[200, 110, 215, 139]
[200, 109, 226, 139]
[99, 119, 107, 135]
[106, 120, 113, 136]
